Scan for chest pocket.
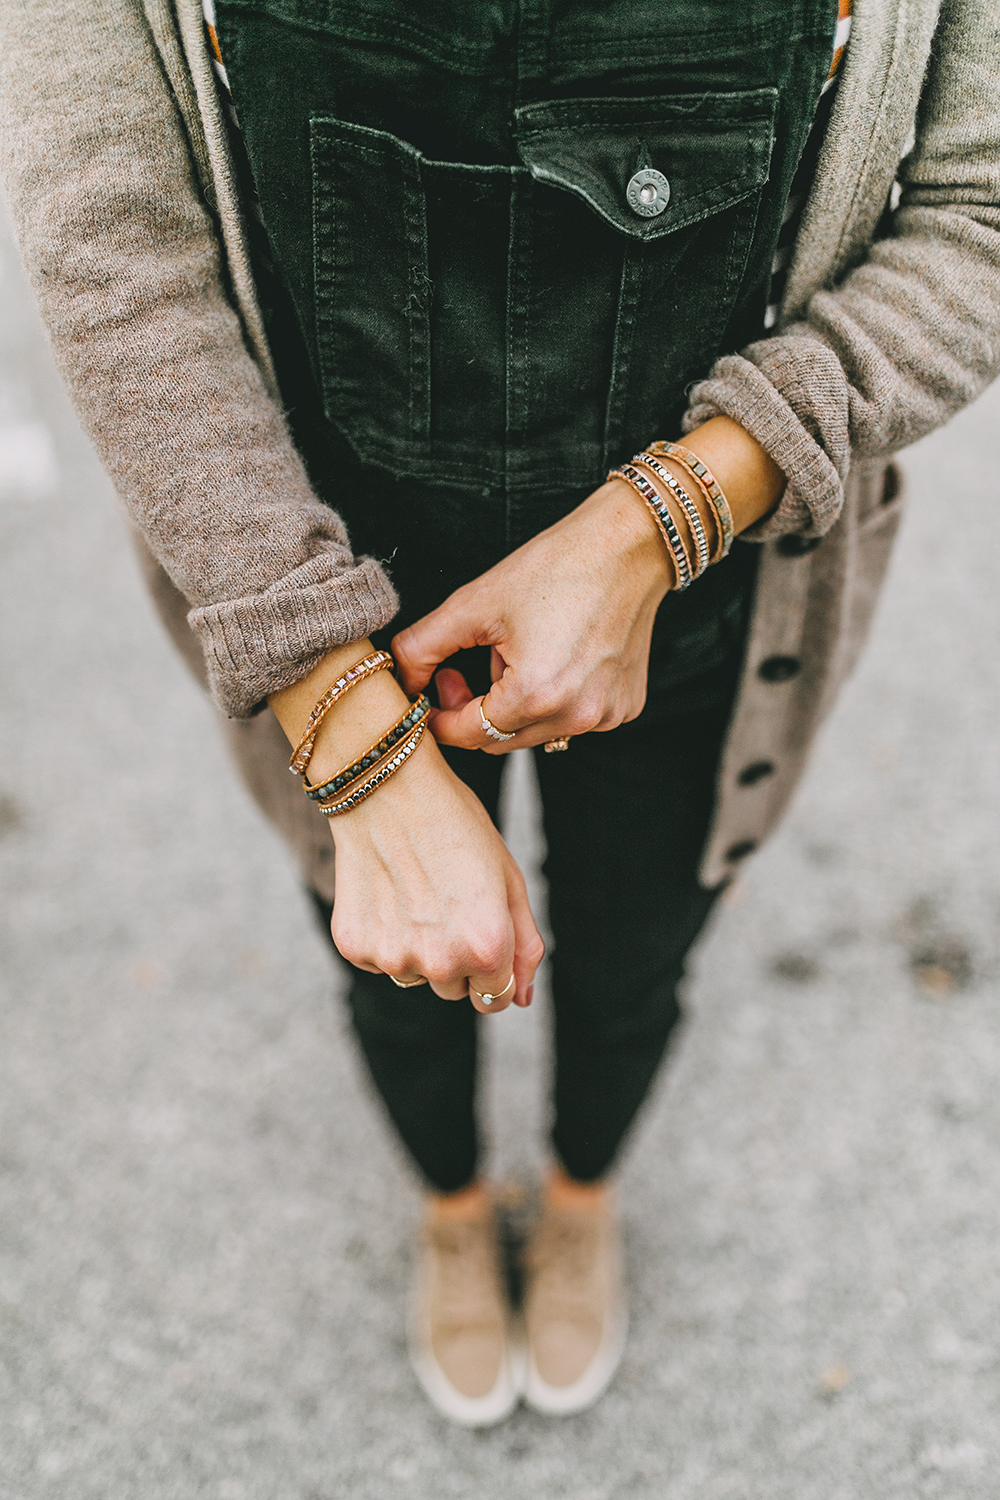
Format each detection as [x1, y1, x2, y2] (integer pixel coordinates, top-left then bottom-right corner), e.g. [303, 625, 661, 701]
[310, 88, 777, 493]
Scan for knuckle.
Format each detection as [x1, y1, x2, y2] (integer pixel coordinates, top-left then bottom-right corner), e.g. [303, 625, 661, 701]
[338, 940, 369, 970]
[470, 930, 510, 976]
[566, 707, 601, 736]
[331, 921, 365, 966]
[520, 686, 561, 723]
[526, 935, 546, 966]
[421, 949, 464, 987]
[391, 625, 415, 660]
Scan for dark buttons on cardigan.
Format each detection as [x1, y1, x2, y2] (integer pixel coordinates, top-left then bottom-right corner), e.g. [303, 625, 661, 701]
[758, 654, 801, 682]
[738, 760, 776, 786]
[726, 840, 758, 863]
[777, 534, 822, 557]
[626, 168, 670, 218]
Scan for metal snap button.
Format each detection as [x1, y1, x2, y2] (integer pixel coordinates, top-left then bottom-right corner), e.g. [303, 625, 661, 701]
[626, 167, 670, 218]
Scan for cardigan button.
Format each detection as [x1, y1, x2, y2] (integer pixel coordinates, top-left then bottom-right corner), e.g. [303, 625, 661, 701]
[758, 654, 801, 682]
[777, 534, 822, 556]
[626, 168, 670, 217]
[725, 839, 758, 863]
[738, 759, 775, 786]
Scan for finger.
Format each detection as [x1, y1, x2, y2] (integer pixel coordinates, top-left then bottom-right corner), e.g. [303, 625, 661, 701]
[427, 975, 470, 1002]
[505, 861, 545, 1007]
[467, 970, 516, 1014]
[434, 668, 475, 711]
[467, 929, 517, 1015]
[431, 694, 529, 753]
[432, 700, 576, 754]
[385, 971, 433, 990]
[392, 594, 491, 694]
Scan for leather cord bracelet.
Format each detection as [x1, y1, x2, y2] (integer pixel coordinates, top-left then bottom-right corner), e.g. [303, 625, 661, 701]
[317, 721, 426, 816]
[304, 694, 431, 802]
[633, 451, 710, 578]
[288, 650, 394, 777]
[609, 462, 693, 588]
[648, 441, 734, 560]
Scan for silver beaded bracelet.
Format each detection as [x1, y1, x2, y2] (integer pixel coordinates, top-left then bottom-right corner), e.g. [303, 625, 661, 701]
[317, 722, 425, 816]
[633, 451, 710, 578]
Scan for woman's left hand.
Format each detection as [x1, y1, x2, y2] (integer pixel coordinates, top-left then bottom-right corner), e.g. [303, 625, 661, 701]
[392, 476, 672, 751]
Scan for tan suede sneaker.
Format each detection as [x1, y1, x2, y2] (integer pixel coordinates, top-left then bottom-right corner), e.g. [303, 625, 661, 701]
[522, 1195, 628, 1415]
[408, 1201, 522, 1426]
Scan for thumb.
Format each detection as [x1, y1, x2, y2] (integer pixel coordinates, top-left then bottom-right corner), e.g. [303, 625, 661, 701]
[506, 858, 545, 1007]
[392, 590, 492, 693]
[434, 668, 475, 712]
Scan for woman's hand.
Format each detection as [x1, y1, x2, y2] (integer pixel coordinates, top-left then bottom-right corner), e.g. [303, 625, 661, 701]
[394, 478, 671, 750]
[269, 647, 543, 1014]
[329, 735, 544, 1012]
[392, 417, 786, 751]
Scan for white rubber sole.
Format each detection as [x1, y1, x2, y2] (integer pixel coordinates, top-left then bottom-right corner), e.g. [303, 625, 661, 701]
[408, 1303, 525, 1427]
[522, 1303, 628, 1416]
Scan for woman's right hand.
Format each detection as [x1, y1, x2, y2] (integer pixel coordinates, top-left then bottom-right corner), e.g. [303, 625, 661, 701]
[269, 643, 543, 1015]
[329, 734, 544, 1013]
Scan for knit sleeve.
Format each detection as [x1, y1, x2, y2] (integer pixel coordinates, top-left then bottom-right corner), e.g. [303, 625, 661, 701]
[684, 0, 1000, 541]
[0, 0, 397, 716]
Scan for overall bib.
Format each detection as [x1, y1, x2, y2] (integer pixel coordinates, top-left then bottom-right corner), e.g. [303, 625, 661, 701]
[216, 0, 837, 1187]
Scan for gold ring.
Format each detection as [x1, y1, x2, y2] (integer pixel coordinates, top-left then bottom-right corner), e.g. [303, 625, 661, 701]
[389, 975, 428, 989]
[480, 700, 516, 743]
[469, 973, 515, 1006]
[544, 737, 571, 753]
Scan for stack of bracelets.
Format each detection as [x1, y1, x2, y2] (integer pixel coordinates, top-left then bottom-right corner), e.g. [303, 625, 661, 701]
[287, 648, 432, 817]
[608, 441, 735, 590]
[287, 441, 733, 803]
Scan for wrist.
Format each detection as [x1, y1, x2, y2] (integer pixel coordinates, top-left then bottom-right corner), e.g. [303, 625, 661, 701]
[269, 638, 413, 788]
[324, 729, 448, 846]
[583, 479, 675, 600]
[679, 416, 786, 534]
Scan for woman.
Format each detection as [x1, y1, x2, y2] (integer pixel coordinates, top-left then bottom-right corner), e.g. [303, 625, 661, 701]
[2, 0, 998, 1427]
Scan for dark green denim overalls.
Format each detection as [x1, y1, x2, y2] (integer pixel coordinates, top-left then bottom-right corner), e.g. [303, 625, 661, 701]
[216, 0, 837, 1188]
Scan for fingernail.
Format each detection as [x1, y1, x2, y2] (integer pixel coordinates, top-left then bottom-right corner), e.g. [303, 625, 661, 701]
[525, 984, 534, 1006]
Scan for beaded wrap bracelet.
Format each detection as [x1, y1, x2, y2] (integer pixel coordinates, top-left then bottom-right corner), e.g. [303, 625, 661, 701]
[633, 451, 710, 578]
[609, 462, 693, 589]
[304, 695, 431, 803]
[289, 650, 394, 776]
[317, 721, 426, 816]
[648, 442, 734, 560]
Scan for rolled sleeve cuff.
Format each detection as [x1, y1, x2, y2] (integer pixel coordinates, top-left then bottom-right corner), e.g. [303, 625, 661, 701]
[682, 344, 848, 541]
[188, 553, 399, 717]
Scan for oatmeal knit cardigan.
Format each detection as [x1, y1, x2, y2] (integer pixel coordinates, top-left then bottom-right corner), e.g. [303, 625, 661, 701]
[1, 0, 998, 887]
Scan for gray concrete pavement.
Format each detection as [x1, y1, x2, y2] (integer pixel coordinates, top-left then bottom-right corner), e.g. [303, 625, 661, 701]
[2, 197, 1000, 1499]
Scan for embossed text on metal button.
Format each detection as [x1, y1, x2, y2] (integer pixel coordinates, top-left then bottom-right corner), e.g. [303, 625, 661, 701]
[626, 167, 670, 218]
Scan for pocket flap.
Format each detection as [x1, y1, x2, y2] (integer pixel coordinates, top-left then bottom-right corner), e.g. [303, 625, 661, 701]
[514, 90, 778, 240]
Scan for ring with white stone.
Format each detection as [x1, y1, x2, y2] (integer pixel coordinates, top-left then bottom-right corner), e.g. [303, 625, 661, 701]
[479, 700, 516, 743]
[469, 974, 515, 1007]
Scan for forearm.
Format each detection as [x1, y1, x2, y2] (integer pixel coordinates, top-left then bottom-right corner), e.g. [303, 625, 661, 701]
[669, 415, 786, 536]
[0, 0, 397, 718]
